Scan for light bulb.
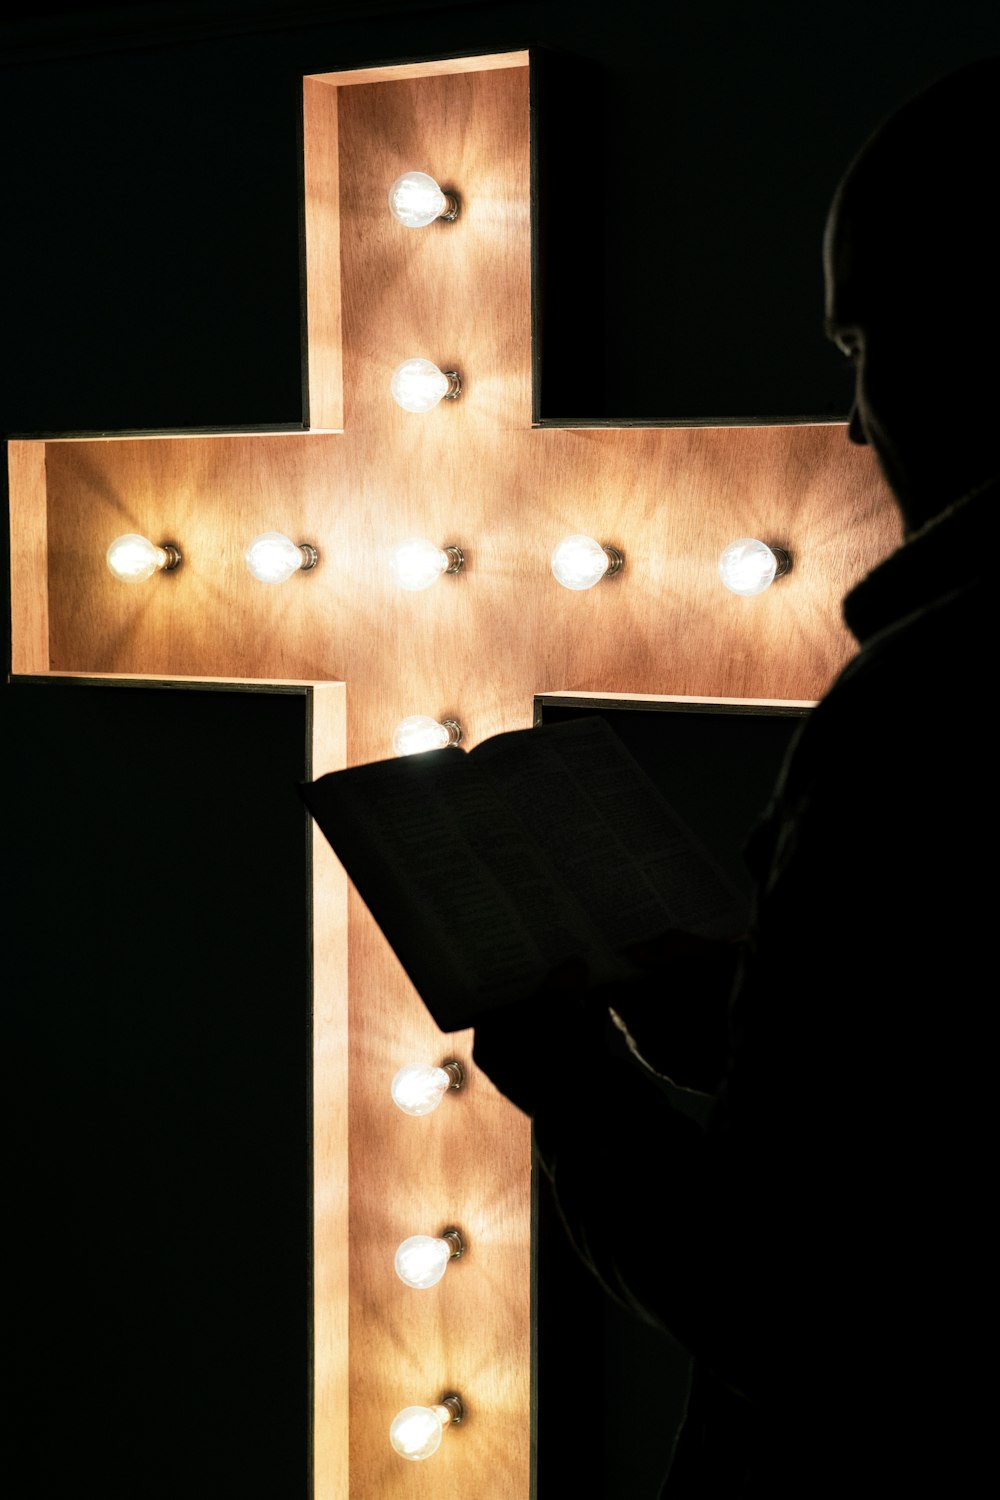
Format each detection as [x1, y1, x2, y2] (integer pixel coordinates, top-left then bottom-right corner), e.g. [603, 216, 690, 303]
[388, 171, 459, 227]
[392, 716, 463, 756]
[394, 1229, 464, 1290]
[245, 532, 319, 584]
[390, 358, 462, 413]
[390, 1394, 464, 1461]
[551, 534, 624, 590]
[390, 538, 464, 591]
[718, 538, 791, 596]
[391, 1060, 465, 1116]
[106, 534, 181, 583]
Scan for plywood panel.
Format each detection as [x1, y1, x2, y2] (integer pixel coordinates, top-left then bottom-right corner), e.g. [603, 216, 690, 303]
[312, 682, 351, 1500]
[346, 903, 529, 1497]
[303, 78, 343, 432]
[7, 440, 49, 672]
[308, 52, 530, 87]
[336, 66, 533, 434]
[41, 421, 898, 713]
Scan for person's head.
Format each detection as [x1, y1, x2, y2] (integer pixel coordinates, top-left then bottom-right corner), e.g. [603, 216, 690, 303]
[823, 58, 1000, 535]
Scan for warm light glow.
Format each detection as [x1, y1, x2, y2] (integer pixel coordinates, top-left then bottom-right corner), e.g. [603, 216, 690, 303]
[718, 538, 790, 596]
[388, 171, 458, 227]
[106, 534, 180, 583]
[551, 534, 623, 590]
[392, 715, 462, 756]
[390, 1061, 464, 1116]
[390, 358, 461, 413]
[390, 538, 464, 591]
[245, 532, 318, 584]
[394, 1232, 462, 1290]
[390, 1396, 463, 1461]
[390, 1406, 449, 1461]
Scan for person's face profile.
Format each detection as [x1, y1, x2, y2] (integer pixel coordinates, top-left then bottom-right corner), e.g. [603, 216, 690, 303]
[821, 186, 939, 527]
[820, 60, 1000, 532]
[822, 204, 873, 452]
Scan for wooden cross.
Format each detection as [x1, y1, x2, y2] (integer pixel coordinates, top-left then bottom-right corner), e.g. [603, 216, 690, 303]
[7, 48, 898, 1500]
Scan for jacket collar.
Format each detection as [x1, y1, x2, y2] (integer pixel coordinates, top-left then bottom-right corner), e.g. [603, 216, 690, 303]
[843, 477, 998, 645]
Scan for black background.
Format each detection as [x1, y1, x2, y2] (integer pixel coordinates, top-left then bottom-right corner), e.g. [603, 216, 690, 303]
[3, 1, 999, 436]
[4, 4, 999, 1497]
[4, 678, 315, 1500]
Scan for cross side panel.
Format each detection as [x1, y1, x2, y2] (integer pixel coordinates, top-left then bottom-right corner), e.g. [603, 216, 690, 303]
[311, 681, 351, 1500]
[303, 77, 344, 432]
[7, 440, 49, 673]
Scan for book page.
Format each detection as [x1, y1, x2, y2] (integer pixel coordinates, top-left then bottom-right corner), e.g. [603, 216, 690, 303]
[300, 748, 632, 1033]
[471, 716, 749, 944]
[302, 715, 747, 1035]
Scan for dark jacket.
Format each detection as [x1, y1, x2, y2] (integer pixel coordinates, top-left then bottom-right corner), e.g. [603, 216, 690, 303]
[476, 479, 996, 1494]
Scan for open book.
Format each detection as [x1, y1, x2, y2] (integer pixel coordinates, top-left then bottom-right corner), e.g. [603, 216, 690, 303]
[300, 714, 748, 1035]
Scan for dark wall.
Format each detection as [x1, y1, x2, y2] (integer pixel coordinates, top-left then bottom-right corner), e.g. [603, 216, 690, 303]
[2, 1, 997, 435]
[4, 678, 315, 1500]
[3, 7, 999, 1497]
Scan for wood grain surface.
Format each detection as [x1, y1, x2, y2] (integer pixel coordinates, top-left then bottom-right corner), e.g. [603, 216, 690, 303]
[303, 77, 344, 432]
[37, 421, 898, 710]
[308, 51, 530, 88]
[5, 54, 902, 1500]
[7, 439, 49, 673]
[310, 683, 350, 1500]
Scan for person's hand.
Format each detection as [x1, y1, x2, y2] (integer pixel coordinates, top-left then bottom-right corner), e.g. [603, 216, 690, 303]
[471, 955, 592, 1118]
[598, 929, 747, 1092]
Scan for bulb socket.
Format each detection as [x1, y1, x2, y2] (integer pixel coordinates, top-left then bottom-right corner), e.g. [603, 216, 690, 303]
[441, 719, 463, 747]
[439, 192, 460, 222]
[601, 543, 624, 578]
[444, 545, 465, 574]
[441, 1059, 465, 1091]
[160, 543, 182, 571]
[298, 543, 319, 571]
[441, 1228, 464, 1261]
[442, 371, 462, 401]
[439, 1393, 464, 1427]
[769, 545, 791, 579]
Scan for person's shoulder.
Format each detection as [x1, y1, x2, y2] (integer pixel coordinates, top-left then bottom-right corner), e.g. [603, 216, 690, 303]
[773, 572, 987, 820]
[825, 560, 985, 717]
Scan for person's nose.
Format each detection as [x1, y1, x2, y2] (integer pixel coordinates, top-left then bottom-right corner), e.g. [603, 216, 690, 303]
[847, 402, 868, 445]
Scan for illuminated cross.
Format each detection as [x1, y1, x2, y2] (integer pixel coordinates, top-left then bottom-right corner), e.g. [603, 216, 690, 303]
[13, 49, 896, 1500]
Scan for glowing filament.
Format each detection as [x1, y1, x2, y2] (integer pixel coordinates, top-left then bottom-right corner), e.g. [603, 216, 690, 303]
[394, 1231, 463, 1290]
[390, 1061, 464, 1116]
[245, 532, 318, 584]
[390, 1396, 463, 1461]
[106, 534, 180, 583]
[551, 534, 623, 590]
[390, 538, 464, 590]
[388, 171, 458, 227]
[390, 359, 461, 413]
[718, 538, 790, 596]
[392, 716, 462, 756]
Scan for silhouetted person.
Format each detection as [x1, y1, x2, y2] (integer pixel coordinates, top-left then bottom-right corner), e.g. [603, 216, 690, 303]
[474, 57, 998, 1496]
